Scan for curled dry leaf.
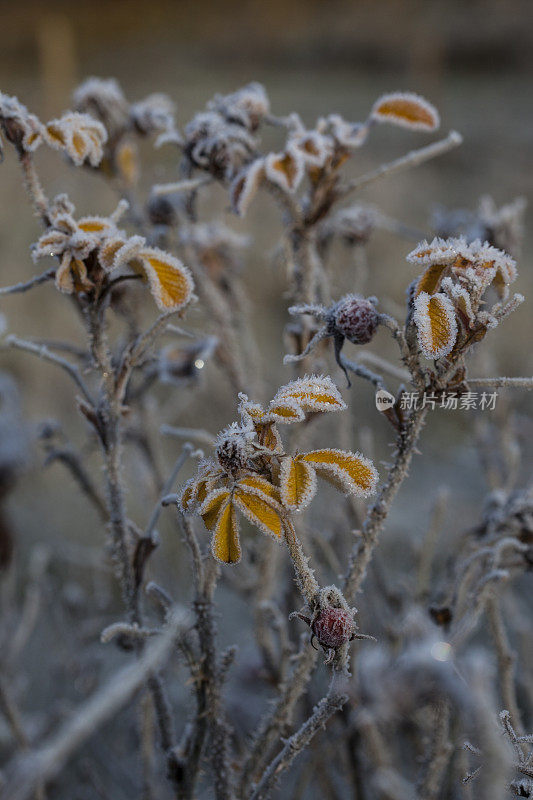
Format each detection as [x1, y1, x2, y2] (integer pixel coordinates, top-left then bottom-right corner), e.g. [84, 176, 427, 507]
[230, 158, 265, 216]
[264, 146, 304, 193]
[44, 112, 108, 167]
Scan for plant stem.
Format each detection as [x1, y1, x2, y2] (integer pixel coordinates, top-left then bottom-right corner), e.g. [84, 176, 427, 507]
[343, 404, 428, 603]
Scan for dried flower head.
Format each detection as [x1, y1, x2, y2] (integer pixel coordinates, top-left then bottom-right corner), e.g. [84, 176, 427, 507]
[72, 77, 129, 136]
[184, 111, 256, 179]
[32, 195, 126, 294]
[208, 82, 270, 131]
[0, 92, 43, 154]
[44, 112, 107, 167]
[180, 375, 377, 563]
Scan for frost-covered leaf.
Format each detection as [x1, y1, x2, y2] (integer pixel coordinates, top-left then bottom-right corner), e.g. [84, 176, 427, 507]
[233, 484, 284, 539]
[229, 158, 265, 216]
[98, 236, 127, 270]
[371, 92, 439, 132]
[77, 216, 114, 234]
[279, 455, 317, 511]
[267, 398, 306, 423]
[114, 238, 194, 311]
[139, 248, 194, 311]
[210, 494, 241, 564]
[441, 277, 475, 327]
[299, 448, 378, 498]
[44, 112, 107, 167]
[238, 474, 281, 502]
[413, 291, 458, 359]
[290, 130, 332, 168]
[180, 461, 223, 514]
[415, 263, 448, 296]
[275, 375, 346, 413]
[264, 147, 304, 193]
[199, 488, 231, 531]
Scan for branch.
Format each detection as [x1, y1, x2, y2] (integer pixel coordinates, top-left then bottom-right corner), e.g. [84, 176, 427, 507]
[337, 130, 463, 200]
[343, 404, 428, 603]
[0, 608, 191, 800]
[249, 689, 347, 800]
[0, 268, 55, 296]
[151, 176, 213, 196]
[144, 445, 193, 539]
[4, 335, 95, 406]
[468, 377, 533, 389]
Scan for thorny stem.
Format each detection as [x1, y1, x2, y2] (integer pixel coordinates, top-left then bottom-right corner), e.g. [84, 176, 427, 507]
[343, 403, 429, 603]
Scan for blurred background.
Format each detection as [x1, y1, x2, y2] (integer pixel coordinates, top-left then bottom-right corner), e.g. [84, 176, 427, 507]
[0, 1, 532, 796]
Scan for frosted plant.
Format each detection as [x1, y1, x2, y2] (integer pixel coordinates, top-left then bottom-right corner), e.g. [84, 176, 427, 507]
[0, 76, 531, 800]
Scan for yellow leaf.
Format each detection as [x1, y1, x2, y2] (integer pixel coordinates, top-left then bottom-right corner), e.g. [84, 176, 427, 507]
[279, 456, 317, 511]
[371, 92, 439, 131]
[415, 263, 448, 296]
[211, 497, 241, 564]
[98, 237, 127, 270]
[265, 148, 304, 193]
[139, 248, 194, 311]
[413, 291, 458, 359]
[254, 420, 282, 452]
[45, 123, 66, 147]
[239, 474, 281, 503]
[180, 462, 223, 513]
[77, 217, 111, 234]
[299, 449, 378, 498]
[116, 140, 139, 186]
[199, 488, 231, 531]
[72, 131, 87, 159]
[267, 399, 305, 423]
[275, 375, 346, 413]
[234, 485, 283, 539]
